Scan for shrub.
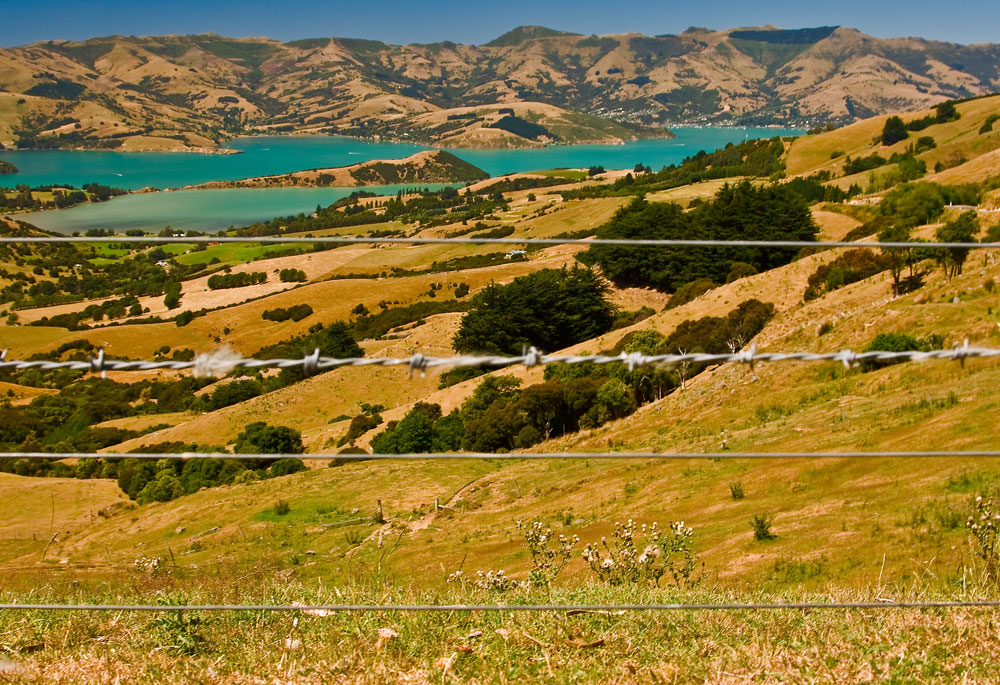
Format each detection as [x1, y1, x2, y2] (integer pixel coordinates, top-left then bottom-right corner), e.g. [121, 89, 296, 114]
[861, 332, 945, 372]
[262, 304, 313, 322]
[272, 499, 291, 515]
[278, 268, 306, 283]
[580, 182, 816, 293]
[207, 272, 266, 290]
[207, 379, 263, 410]
[448, 520, 577, 591]
[234, 422, 304, 455]
[664, 279, 716, 310]
[453, 266, 616, 355]
[981, 114, 1000, 135]
[726, 262, 758, 283]
[968, 495, 1000, 579]
[803, 249, 891, 301]
[844, 154, 887, 175]
[751, 513, 775, 540]
[935, 211, 978, 279]
[935, 100, 959, 123]
[581, 519, 698, 586]
[881, 116, 908, 146]
[729, 481, 745, 500]
[267, 458, 306, 478]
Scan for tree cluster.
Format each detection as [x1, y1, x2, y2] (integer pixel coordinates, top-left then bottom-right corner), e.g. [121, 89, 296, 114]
[453, 267, 616, 355]
[579, 181, 816, 293]
[207, 271, 267, 289]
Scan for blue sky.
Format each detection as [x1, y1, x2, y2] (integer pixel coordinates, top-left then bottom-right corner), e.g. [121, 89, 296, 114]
[0, 0, 997, 47]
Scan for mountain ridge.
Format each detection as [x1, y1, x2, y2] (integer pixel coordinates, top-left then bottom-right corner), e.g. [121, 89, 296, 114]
[0, 25, 997, 151]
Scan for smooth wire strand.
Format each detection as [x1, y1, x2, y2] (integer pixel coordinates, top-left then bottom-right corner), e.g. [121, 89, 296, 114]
[4, 235, 1000, 250]
[2, 600, 1000, 612]
[1, 343, 997, 377]
[5, 450, 1000, 461]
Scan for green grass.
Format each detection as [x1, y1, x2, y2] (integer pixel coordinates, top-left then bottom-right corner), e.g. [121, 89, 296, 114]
[172, 242, 305, 267]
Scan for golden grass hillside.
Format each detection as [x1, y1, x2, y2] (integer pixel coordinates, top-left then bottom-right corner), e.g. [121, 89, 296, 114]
[785, 94, 1000, 180]
[9, 226, 997, 596]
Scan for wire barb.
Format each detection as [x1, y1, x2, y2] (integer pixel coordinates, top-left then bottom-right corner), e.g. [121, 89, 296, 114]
[1, 345, 998, 377]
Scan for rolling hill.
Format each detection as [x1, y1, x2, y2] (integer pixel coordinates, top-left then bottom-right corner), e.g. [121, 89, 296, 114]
[3, 99, 1000, 680]
[0, 25, 998, 150]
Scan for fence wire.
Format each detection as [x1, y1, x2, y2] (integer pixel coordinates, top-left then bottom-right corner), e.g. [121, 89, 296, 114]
[3, 233, 998, 616]
[3, 235, 1000, 249]
[1, 343, 997, 377]
[4, 450, 1000, 461]
[1, 600, 999, 612]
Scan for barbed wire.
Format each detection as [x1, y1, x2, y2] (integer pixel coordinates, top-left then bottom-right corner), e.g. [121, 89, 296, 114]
[1, 342, 996, 378]
[3, 235, 1000, 249]
[4, 450, 1000, 461]
[2, 600, 999, 612]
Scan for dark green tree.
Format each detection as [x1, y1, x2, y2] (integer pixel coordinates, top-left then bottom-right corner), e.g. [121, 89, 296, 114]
[453, 267, 616, 355]
[935, 211, 978, 279]
[881, 116, 908, 146]
[234, 422, 304, 455]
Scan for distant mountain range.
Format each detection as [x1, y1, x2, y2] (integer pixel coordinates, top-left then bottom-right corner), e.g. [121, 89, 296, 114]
[0, 25, 998, 151]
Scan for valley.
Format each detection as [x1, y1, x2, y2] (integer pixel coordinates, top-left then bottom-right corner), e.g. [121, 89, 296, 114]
[1, 88, 1000, 681]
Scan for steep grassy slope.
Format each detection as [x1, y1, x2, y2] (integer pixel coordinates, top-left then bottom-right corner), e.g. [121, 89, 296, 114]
[10, 226, 998, 595]
[785, 93, 1000, 180]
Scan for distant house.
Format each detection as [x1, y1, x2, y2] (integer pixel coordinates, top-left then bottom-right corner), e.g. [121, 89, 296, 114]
[156, 260, 169, 268]
[505, 250, 526, 259]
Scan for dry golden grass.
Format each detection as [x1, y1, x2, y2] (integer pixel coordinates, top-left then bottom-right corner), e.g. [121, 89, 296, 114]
[785, 94, 1000, 180]
[0, 472, 130, 565]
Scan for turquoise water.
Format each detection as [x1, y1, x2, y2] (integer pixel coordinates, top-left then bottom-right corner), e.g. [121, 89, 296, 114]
[19, 186, 449, 234]
[4, 127, 802, 233]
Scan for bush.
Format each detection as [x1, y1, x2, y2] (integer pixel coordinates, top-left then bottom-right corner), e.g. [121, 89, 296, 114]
[803, 249, 891, 301]
[267, 458, 306, 478]
[207, 379, 263, 410]
[980, 114, 1000, 135]
[860, 332, 944, 372]
[261, 304, 313, 322]
[729, 481, 745, 500]
[272, 499, 291, 515]
[278, 268, 306, 283]
[726, 262, 758, 283]
[580, 182, 816, 293]
[664, 279, 716, 310]
[453, 266, 616, 355]
[881, 116, 908, 146]
[751, 513, 775, 540]
[207, 272, 266, 289]
[844, 154, 887, 175]
[581, 519, 698, 586]
[234, 422, 304, 455]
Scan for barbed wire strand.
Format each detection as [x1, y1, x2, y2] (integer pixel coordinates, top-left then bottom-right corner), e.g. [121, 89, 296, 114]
[1, 600, 999, 612]
[4, 450, 1000, 461]
[1, 342, 996, 377]
[3, 235, 1000, 250]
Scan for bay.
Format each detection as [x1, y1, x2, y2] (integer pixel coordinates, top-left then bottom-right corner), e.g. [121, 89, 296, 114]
[18, 186, 448, 234]
[4, 127, 803, 233]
